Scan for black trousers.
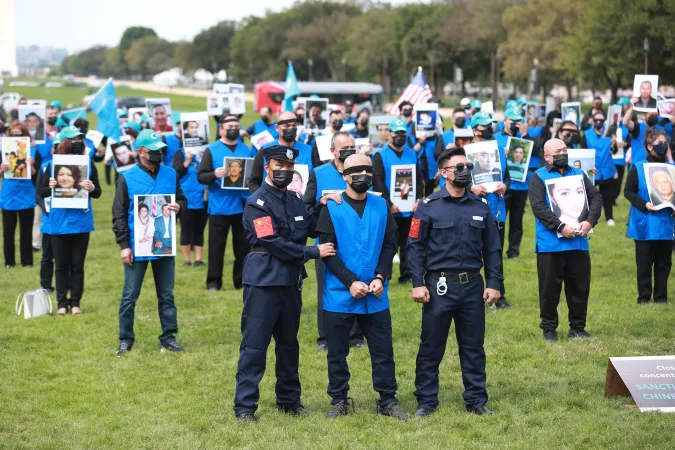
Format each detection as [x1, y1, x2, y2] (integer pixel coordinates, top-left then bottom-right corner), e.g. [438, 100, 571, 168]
[536, 251, 591, 332]
[496, 222, 506, 299]
[613, 165, 625, 202]
[394, 216, 411, 279]
[635, 240, 673, 303]
[206, 213, 249, 289]
[504, 190, 528, 258]
[325, 309, 398, 406]
[180, 207, 208, 247]
[40, 233, 54, 290]
[316, 261, 363, 346]
[105, 163, 112, 185]
[2, 208, 34, 267]
[597, 179, 614, 221]
[51, 233, 90, 309]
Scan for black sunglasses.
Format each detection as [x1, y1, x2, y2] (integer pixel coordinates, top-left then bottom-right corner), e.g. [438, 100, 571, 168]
[441, 163, 474, 171]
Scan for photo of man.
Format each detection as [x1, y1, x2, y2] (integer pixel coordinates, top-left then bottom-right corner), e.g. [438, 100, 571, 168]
[506, 136, 533, 183]
[305, 99, 328, 131]
[633, 75, 658, 111]
[19, 105, 47, 144]
[221, 157, 253, 189]
[111, 142, 135, 172]
[183, 121, 207, 147]
[470, 148, 502, 185]
[146, 99, 174, 133]
[153, 204, 174, 255]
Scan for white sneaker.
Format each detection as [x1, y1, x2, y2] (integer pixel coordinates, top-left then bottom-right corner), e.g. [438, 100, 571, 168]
[607, 219, 616, 227]
[392, 254, 400, 264]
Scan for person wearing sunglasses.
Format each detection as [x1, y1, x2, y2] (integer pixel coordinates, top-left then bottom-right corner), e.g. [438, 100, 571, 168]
[407, 146, 503, 418]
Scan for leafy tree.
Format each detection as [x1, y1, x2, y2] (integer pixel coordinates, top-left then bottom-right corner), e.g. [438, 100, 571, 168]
[190, 21, 237, 72]
[61, 46, 109, 77]
[124, 36, 174, 79]
[118, 26, 157, 76]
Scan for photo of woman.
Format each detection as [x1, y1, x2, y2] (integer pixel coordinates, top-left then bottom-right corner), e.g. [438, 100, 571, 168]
[53, 165, 87, 199]
[545, 175, 589, 230]
[133, 194, 176, 257]
[135, 203, 155, 256]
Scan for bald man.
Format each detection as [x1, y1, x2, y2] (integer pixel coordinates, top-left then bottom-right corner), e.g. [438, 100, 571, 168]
[315, 154, 407, 420]
[248, 111, 313, 192]
[528, 138, 602, 342]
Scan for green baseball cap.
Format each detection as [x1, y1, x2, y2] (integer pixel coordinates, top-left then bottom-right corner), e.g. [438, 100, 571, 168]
[52, 131, 63, 146]
[140, 113, 149, 123]
[504, 108, 524, 121]
[505, 99, 517, 110]
[617, 96, 631, 106]
[50, 100, 62, 109]
[124, 121, 142, 132]
[470, 111, 496, 128]
[135, 129, 167, 151]
[470, 99, 482, 109]
[388, 118, 408, 133]
[60, 125, 84, 139]
[517, 96, 527, 105]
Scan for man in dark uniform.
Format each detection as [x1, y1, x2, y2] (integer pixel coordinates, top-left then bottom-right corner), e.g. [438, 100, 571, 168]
[316, 154, 407, 420]
[408, 147, 503, 417]
[233, 144, 336, 423]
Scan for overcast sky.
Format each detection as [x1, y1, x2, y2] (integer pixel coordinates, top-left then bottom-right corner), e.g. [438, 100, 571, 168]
[16, 0, 421, 53]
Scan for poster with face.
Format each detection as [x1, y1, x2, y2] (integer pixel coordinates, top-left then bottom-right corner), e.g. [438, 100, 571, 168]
[212, 83, 229, 94]
[464, 140, 502, 192]
[506, 137, 533, 183]
[632, 75, 659, 113]
[133, 194, 176, 257]
[605, 105, 623, 138]
[1, 137, 32, 179]
[227, 83, 245, 94]
[368, 116, 396, 151]
[251, 130, 274, 151]
[304, 98, 329, 131]
[453, 128, 474, 148]
[206, 95, 221, 116]
[18, 105, 46, 144]
[415, 103, 438, 137]
[111, 135, 134, 173]
[86, 130, 105, 150]
[355, 137, 372, 155]
[51, 154, 90, 209]
[657, 99, 675, 119]
[568, 149, 596, 185]
[221, 157, 253, 190]
[526, 104, 547, 123]
[145, 98, 173, 133]
[561, 102, 582, 127]
[643, 163, 675, 211]
[288, 164, 309, 196]
[181, 112, 210, 156]
[128, 107, 148, 124]
[544, 175, 589, 232]
[390, 164, 416, 212]
[228, 93, 246, 115]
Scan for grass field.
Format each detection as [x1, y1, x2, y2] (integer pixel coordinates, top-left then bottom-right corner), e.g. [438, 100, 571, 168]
[1, 86, 675, 449]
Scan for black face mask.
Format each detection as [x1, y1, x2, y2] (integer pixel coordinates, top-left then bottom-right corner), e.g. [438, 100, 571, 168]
[332, 119, 343, 131]
[451, 169, 472, 188]
[392, 135, 407, 148]
[646, 116, 659, 127]
[349, 174, 372, 193]
[359, 119, 368, 127]
[454, 117, 466, 129]
[79, 126, 89, 135]
[480, 127, 494, 140]
[509, 123, 519, 136]
[261, 116, 271, 124]
[593, 120, 604, 130]
[70, 141, 85, 155]
[338, 148, 356, 163]
[47, 117, 57, 126]
[147, 151, 163, 164]
[296, 115, 304, 123]
[281, 127, 297, 142]
[271, 169, 294, 189]
[552, 154, 568, 169]
[562, 134, 580, 148]
[225, 128, 240, 141]
[402, 109, 413, 118]
[652, 143, 669, 156]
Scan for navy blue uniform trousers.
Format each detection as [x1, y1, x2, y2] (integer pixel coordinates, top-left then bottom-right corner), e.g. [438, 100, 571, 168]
[234, 285, 302, 415]
[414, 275, 487, 409]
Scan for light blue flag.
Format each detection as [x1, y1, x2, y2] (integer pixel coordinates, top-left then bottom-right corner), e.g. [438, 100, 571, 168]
[89, 78, 120, 141]
[61, 107, 87, 123]
[283, 61, 300, 112]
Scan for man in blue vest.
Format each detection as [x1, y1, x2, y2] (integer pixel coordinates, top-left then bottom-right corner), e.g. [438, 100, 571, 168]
[233, 144, 336, 423]
[441, 108, 470, 149]
[408, 147, 503, 417]
[373, 118, 425, 285]
[316, 154, 407, 420]
[112, 129, 187, 357]
[198, 115, 254, 291]
[622, 103, 666, 165]
[245, 106, 279, 140]
[528, 138, 602, 342]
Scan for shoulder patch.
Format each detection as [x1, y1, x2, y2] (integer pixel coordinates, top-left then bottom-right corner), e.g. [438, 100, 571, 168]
[253, 216, 274, 238]
[481, 198, 488, 204]
[256, 199, 265, 207]
[409, 218, 421, 238]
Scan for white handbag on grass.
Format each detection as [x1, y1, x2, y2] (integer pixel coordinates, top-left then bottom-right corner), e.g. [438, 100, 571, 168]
[16, 289, 53, 319]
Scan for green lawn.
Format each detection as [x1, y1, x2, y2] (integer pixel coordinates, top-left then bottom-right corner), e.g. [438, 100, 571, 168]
[1, 86, 674, 449]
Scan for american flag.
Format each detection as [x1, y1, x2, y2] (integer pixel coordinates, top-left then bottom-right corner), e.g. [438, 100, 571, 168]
[389, 66, 433, 114]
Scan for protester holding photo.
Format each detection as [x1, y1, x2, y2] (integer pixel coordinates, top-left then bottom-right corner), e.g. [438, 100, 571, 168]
[440, 108, 469, 149]
[245, 106, 278, 140]
[0, 121, 36, 268]
[310, 110, 345, 168]
[198, 115, 253, 291]
[38, 126, 101, 315]
[528, 138, 602, 342]
[585, 111, 618, 226]
[35, 131, 60, 292]
[623, 102, 669, 165]
[112, 129, 187, 356]
[163, 116, 183, 166]
[351, 109, 370, 139]
[625, 130, 674, 305]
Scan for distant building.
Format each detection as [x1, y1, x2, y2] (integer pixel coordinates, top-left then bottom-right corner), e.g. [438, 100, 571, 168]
[16, 46, 68, 69]
[0, 0, 18, 76]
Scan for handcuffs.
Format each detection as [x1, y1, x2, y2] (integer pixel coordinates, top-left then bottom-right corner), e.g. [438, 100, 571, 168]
[436, 273, 448, 296]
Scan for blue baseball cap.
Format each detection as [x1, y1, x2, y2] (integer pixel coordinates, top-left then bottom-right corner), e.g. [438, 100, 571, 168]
[124, 121, 142, 132]
[50, 100, 62, 109]
[470, 99, 482, 109]
[388, 118, 408, 133]
[617, 96, 631, 106]
[505, 99, 517, 110]
[517, 96, 527, 105]
[60, 125, 84, 139]
[504, 108, 524, 121]
[263, 144, 299, 163]
[140, 113, 149, 123]
[470, 111, 497, 128]
[52, 131, 63, 146]
[135, 129, 167, 151]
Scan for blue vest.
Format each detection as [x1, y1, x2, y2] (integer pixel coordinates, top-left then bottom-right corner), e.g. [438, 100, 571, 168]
[495, 131, 529, 191]
[85, 137, 96, 162]
[163, 134, 182, 166]
[0, 144, 37, 211]
[380, 144, 418, 218]
[585, 129, 617, 181]
[178, 148, 205, 209]
[323, 194, 389, 314]
[534, 166, 590, 253]
[34, 136, 53, 166]
[627, 160, 675, 241]
[39, 161, 51, 235]
[49, 164, 94, 235]
[125, 164, 177, 261]
[632, 123, 664, 165]
[207, 140, 253, 215]
[251, 120, 279, 139]
[314, 162, 345, 202]
[484, 142, 508, 222]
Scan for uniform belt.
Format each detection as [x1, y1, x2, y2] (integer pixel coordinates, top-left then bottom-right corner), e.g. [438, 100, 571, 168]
[425, 271, 481, 285]
[250, 245, 269, 254]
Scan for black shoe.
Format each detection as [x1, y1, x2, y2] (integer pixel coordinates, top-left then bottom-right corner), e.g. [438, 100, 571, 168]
[234, 284, 243, 290]
[506, 252, 519, 259]
[326, 399, 352, 419]
[495, 298, 512, 309]
[637, 300, 650, 305]
[415, 407, 436, 418]
[183, 261, 192, 267]
[349, 339, 365, 348]
[467, 405, 494, 415]
[207, 284, 220, 291]
[116, 342, 133, 357]
[568, 329, 592, 339]
[317, 342, 327, 351]
[543, 331, 558, 342]
[278, 405, 309, 415]
[193, 261, 205, 268]
[654, 300, 668, 304]
[22, 264, 33, 268]
[377, 401, 408, 421]
[397, 276, 412, 285]
[160, 340, 185, 352]
[236, 412, 257, 423]
[42, 287, 55, 293]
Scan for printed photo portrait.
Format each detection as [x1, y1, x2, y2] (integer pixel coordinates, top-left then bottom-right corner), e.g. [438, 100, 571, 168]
[545, 175, 589, 230]
[506, 137, 534, 183]
[453, 128, 474, 148]
[368, 116, 396, 151]
[228, 83, 245, 94]
[2, 137, 32, 179]
[207, 95, 222, 116]
[415, 104, 438, 137]
[389, 163, 416, 213]
[251, 130, 274, 151]
[128, 107, 148, 124]
[133, 194, 176, 257]
[19, 105, 46, 144]
[145, 98, 173, 133]
[51, 154, 90, 209]
[288, 164, 309, 196]
[181, 112, 210, 153]
[111, 137, 135, 173]
[568, 149, 596, 185]
[657, 99, 675, 119]
[561, 102, 582, 127]
[605, 105, 623, 138]
[465, 141, 503, 191]
[304, 99, 329, 131]
[526, 104, 546, 123]
[632, 75, 659, 112]
[229, 93, 246, 115]
[644, 163, 675, 211]
[221, 157, 253, 190]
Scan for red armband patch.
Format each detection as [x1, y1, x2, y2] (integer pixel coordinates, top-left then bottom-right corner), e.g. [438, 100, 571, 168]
[254, 216, 274, 238]
[409, 218, 420, 238]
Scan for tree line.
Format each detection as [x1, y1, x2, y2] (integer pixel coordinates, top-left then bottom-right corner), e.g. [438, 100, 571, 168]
[60, 0, 675, 102]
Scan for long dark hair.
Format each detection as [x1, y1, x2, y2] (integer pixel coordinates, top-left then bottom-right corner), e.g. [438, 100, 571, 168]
[55, 165, 82, 190]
